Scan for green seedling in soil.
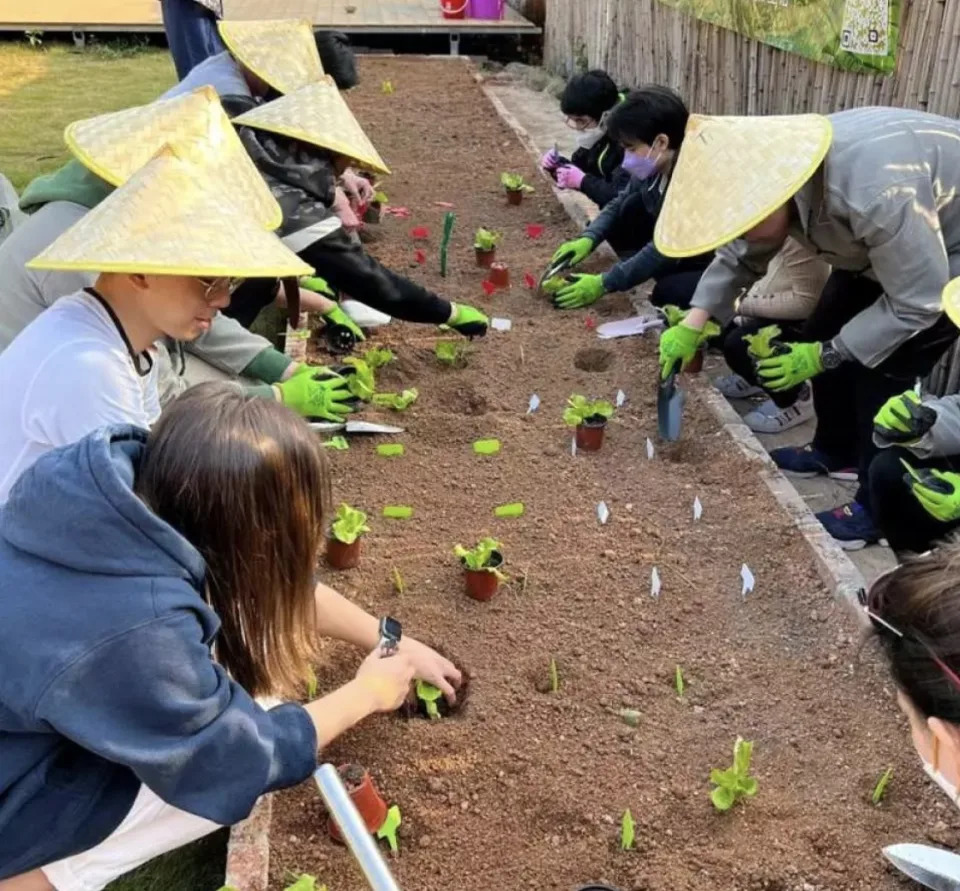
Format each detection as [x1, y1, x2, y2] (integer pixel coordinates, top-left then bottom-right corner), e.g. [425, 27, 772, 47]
[541, 275, 568, 295]
[620, 809, 636, 851]
[710, 737, 758, 812]
[744, 324, 784, 360]
[381, 79, 394, 94]
[305, 666, 318, 699]
[392, 566, 405, 595]
[435, 339, 467, 366]
[454, 537, 507, 580]
[563, 394, 615, 427]
[320, 435, 349, 450]
[494, 502, 525, 518]
[620, 708, 641, 727]
[440, 211, 456, 277]
[363, 347, 394, 369]
[372, 388, 419, 411]
[377, 805, 402, 855]
[342, 357, 376, 401]
[473, 438, 501, 455]
[872, 766, 894, 805]
[416, 679, 444, 720]
[383, 505, 414, 519]
[283, 876, 326, 891]
[376, 443, 405, 458]
[373, 188, 389, 205]
[474, 227, 502, 250]
[675, 665, 685, 700]
[500, 171, 535, 193]
[548, 657, 560, 693]
[331, 503, 370, 545]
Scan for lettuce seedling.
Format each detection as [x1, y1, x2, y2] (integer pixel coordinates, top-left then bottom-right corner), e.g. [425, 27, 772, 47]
[744, 324, 784, 360]
[331, 503, 370, 545]
[372, 388, 419, 411]
[342, 357, 376, 401]
[435, 340, 467, 366]
[500, 172, 535, 193]
[474, 227, 502, 251]
[620, 809, 635, 850]
[872, 766, 893, 804]
[454, 537, 506, 580]
[416, 679, 444, 720]
[710, 737, 758, 812]
[284, 876, 326, 891]
[563, 394, 615, 427]
[363, 347, 394, 369]
[321, 435, 349, 450]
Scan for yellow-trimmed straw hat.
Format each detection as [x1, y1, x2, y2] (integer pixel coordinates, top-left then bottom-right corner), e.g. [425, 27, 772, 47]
[232, 76, 390, 175]
[654, 113, 833, 258]
[28, 146, 312, 279]
[65, 86, 281, 230]
[218, 19, 323, 95]
[943, 278, 960, 328]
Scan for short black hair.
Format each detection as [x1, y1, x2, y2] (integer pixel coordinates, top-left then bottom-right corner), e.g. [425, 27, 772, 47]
[605, 85, 689, 149]
[560, 70, 620, 121]
[315, 31, 358, 90]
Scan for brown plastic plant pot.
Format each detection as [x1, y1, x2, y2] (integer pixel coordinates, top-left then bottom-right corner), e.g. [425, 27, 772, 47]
[575, 416, 607, 451]
[684, 348, 704, 375]
[326, 536, 361, 570]
[328, 764, 389, 843]
[505, 188, 524, 206]
[463, 551, 504, 602]
[475, 246, 496, 268]
[488, 262, 510, 289]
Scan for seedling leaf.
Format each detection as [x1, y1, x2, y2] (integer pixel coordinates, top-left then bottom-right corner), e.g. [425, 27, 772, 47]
[709, 737, 758, 812]
[415, 679, 444, 720]
[383, 505, 413, 519]
[620, 708, 641, 727]
[743, 324, 783, 360]
[620, 809, 635, 850]
[473, 438, 501, 455]
[363, 347, 394, 369]
[675, 665, 685, 699]
[563, 394, 615, 427]
[474, 227, 502, 250]
[872, 766, 893, 804]
[494, 502, 525, 518]
[435, 340, 467, 366]
[391, 566, 404, 595]
[342, 357, 376, 401]
[321, 435, 349, 450]
[284, 876, 324, 891]
[454, 538, 506, 579]
[376, 443, 405, 458]
[500, 171, 535, 193]
[331, 503, 370, 544]
[372, 388, 419, 411]
[305, 666, 318, 699]
[381, 79, 394, 94]
[549, 657, 559, 693]
[377, 805, 402, 855]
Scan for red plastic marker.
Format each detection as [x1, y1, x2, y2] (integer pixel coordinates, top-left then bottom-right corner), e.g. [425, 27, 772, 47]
[481, 280, 497, 296]
[384, 206, 411, 219]
[526, 224, 545, 240]
[411, 226, 430, 240]
[524, 272, 536, 289]
[584, 315, 597, 329]
[414, 249, 426, 265]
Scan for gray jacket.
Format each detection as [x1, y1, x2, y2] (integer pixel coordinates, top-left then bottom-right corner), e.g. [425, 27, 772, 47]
[690, 107, 960, 367]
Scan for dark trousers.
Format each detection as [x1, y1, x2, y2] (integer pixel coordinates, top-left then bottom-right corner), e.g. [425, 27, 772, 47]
[869, 447, 960, 556]
[161, 0, 225, 81]
[723, 319, 804, 409]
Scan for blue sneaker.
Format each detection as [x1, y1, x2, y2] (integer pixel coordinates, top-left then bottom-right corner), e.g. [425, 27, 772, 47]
[816, 501, 883, 550]
[770, 444, 858, 481]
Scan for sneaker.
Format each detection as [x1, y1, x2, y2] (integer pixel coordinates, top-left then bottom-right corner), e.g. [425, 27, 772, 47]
[770, 443, 858, 481]
[816, 501, 883, 550]
[743, 389, 814, 434]
[714, 373, 762, 399]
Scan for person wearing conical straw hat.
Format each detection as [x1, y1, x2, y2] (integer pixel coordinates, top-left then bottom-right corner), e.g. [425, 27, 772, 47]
[655, 108, 960, 550]
[224, 80, 490, 338]
[0, 143, 357, 505]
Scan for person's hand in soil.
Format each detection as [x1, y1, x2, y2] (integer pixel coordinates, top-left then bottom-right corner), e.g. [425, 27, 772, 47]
[755, 341, 823, 391]
[447, 302, 489, 338]
[553, 272, 605, 309]
[274, 365, 354, 420]
[874, 389, 937, 444]
[322, 303, 366, 342]
[397, 637, 462, 703]
[354, 647, 418, 711]
[658, 322, 702, 379]
[332, 186, 363, 233]
[550, 236, 594, 269]
[555, 166, 585, 191]
[340, 168, 375, 207]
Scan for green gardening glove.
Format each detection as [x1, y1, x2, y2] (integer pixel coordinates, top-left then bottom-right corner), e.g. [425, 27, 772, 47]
[903, 460, 960, 522]
[553, 273, 606, 310]
[874, 389, 937, 445]
[322, 303, 365, 342]
[276, 364, 353, 421]
[755, 341, 823, 391]
[448, 302, 488, 338]
[300, 275, 336, 297]
[550, 236, 594, 269]
[659, 323, 702, 380]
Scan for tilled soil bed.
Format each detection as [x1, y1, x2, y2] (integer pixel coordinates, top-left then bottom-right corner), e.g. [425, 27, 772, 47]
[266, 57, 954, 890]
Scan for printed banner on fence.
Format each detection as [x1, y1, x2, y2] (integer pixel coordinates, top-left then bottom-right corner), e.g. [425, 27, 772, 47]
[655, 0, 899, 75]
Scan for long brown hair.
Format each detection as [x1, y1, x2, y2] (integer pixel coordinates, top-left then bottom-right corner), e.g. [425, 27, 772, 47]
[136, 382, 328, 697]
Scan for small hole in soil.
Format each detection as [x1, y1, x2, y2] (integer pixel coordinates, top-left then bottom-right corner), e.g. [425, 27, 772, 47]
[397, 652, 471, 720]
[441, 385, 488, 416]
[574, 347, 614, 373]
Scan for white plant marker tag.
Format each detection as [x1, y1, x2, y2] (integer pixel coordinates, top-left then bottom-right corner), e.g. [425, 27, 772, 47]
[651, 566, 661, 600]
[571, 437, 577, 457]
[740, 563, 755, 598]
[527, 393, 540, 414]
[597, 501, 610, 525]
[693, 496, 703, 522]
[616, 389, 627, 407]
[491, 317, 512, 332]
[645, 438, 655, 460]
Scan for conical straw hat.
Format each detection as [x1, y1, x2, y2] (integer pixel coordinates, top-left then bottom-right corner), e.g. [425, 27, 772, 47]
[232, 77, 390, 175]
[65, 86, 281, 230]
[654, 114, 833, 258]
[28, 146, 312, 279]
[943, 278, 960, 328]
[218, 19, 323, 95]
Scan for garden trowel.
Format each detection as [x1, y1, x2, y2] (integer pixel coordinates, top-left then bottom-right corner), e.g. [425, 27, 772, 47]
[883, 843, 960, 889]
[657, 360, 686, 442]
[536, 254, 572, 300]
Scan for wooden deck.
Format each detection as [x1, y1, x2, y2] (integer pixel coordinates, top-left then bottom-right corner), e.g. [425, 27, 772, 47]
[0, 0, 538, 33]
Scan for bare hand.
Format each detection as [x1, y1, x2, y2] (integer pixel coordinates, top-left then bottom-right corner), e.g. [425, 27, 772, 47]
[354, 648, 416, 712]
[399, 637, 462, 703]
[340, 168, 375, 206]
[332, 187, 362, 232]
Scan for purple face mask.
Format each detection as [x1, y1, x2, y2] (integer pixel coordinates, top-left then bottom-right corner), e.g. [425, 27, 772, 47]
[622, 149, 659, 180]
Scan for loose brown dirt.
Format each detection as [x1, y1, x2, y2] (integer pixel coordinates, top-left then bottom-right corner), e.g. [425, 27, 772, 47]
[267, 57, 955, 891]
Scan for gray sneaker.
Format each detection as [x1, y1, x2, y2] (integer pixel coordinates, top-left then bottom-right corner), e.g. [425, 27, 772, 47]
[744, 390, 814, 434]
[714, 373, 762, 399]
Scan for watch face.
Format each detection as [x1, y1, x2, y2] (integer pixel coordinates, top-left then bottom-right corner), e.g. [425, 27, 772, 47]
[379, 616, 402, 642]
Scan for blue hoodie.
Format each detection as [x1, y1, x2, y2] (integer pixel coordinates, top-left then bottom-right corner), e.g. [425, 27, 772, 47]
[0, 426, 318, 878]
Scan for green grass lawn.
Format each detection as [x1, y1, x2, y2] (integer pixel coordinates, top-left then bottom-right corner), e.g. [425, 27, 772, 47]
[0, 37, 228, 891]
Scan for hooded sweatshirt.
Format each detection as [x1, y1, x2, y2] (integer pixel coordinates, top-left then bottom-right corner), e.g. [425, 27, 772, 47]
[0, 427, 317, 878]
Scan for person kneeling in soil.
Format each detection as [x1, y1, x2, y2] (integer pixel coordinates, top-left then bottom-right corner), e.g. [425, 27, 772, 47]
[0, 383, 462, 890]
[546, 86, 714, 312]
[539, 70, 630, 213]
[713, 237, 830, 434]
[656, 110, 960, 550]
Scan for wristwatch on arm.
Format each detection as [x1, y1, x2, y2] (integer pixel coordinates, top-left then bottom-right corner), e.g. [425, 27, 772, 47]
[820, 340, 845, 371]
[377, 616, 402, 657]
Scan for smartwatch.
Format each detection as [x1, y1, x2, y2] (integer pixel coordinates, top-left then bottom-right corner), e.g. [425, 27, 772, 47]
[820, 340, 844, 371]
[377, 616, 402, 657]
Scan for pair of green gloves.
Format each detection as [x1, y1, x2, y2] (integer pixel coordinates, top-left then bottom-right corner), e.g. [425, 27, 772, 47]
[873, 390, 960, 522]
[546, 236, 606, 309]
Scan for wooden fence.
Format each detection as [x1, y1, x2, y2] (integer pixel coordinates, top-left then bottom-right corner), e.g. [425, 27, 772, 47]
[544, 0, 960, 117]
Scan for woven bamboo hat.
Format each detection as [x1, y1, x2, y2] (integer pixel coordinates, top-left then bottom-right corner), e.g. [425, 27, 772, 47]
[943, 278, 960, 328]
[218, 19, 323, 95]
[65, 86, 281, 230]
[232, 77, 390, 175]
[28, 146, 312, 278]
[654, 113, 833, 258]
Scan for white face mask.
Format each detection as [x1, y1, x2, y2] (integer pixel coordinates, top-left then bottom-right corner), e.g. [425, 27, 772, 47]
[923, 757, 960, 810]
[575, 128, 604, 150]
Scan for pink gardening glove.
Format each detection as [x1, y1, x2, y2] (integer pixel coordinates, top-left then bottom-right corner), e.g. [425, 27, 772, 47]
[556, 166, 586, 191]
[332, 187, 362, 233]
[539, 149, 561, 171]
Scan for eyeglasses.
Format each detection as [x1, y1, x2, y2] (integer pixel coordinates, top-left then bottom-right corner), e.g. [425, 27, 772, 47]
[197, 277, 244, 301]
[564, 115, 596, 132]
